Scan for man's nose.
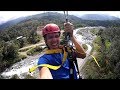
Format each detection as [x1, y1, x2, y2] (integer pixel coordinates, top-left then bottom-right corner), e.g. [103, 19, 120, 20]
[52, 37, 57, 41]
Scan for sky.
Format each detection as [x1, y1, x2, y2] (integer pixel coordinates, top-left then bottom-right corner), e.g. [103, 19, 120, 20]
[0, 11, 120, 24]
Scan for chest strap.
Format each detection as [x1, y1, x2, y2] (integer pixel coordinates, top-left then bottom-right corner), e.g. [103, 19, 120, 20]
[29, 46, 68, 73]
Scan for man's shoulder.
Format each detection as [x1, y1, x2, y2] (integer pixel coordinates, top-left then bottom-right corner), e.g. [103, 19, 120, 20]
[39, 53, 52, 60]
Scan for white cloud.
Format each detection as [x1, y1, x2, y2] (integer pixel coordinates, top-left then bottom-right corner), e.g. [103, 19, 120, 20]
[67, 11, 120, 17]
[0, 11, 43, 22]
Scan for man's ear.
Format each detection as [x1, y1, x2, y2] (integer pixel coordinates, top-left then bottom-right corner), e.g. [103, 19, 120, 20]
[44, 38, 49, 49]
[44, 37, 47, 44]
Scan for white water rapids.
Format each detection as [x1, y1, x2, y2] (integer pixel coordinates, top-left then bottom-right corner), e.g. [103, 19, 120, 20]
[1, 26, 103, 79]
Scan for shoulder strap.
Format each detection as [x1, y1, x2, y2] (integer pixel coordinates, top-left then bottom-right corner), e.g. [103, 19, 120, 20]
[29, 46, 68, 73]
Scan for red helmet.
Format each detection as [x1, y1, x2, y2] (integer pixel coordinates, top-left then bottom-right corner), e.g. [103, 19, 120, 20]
[42, 23, 60, 36]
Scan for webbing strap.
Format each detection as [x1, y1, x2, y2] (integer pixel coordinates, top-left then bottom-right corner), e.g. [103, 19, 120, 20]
[45, 49, 62, 54]
[29, 47, 69, 73]
[29, 64, 61, 73]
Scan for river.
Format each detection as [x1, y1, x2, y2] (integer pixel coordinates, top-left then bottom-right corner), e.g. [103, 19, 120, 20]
[0, 26, 103, 79]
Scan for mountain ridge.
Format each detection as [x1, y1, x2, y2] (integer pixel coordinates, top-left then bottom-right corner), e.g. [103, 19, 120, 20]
[80, 14, 120, 20]
[0, 12, 120, 30]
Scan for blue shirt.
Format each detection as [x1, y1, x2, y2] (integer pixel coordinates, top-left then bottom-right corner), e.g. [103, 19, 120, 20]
[37, 53, 78, 79]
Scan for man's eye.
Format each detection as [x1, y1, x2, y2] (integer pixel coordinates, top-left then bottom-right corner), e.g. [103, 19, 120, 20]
[48, 36, 53, 39]
[47, 34, 59, 39]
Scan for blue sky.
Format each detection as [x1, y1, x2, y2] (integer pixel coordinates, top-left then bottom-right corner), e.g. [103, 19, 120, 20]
[0, 11, 120, 23]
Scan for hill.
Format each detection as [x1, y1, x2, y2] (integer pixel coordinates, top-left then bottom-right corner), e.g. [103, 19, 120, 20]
[1, 12, 120, 31]
[80, 14, 120, 20]
[0, 12, 82, 30]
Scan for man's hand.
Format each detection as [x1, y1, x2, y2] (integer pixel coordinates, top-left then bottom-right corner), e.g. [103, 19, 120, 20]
[64, 22, 74, 37]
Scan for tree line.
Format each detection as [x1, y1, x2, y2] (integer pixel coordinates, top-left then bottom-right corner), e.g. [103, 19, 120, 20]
[82, 26, 120, 79]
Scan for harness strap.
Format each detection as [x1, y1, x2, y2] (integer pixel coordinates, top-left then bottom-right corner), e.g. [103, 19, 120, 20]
[45, 49, 62, 54]
[29, 64, 61, 73]
[45, 47, 68, 65]
[29, 46, 69, 73]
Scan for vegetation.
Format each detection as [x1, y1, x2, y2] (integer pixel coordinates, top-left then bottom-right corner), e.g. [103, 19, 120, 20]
[27, 46, 43, 56]
[82, 44, 88, 51]
[81, 27, 120, 79]
[9, 74, 35, 79]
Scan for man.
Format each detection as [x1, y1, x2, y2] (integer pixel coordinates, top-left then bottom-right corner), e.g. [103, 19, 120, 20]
[37, 22, 86, 79]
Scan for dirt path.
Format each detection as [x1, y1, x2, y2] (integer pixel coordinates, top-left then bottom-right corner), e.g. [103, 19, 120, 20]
[18, 40, 45, 56]
[19, 40, 45, 51]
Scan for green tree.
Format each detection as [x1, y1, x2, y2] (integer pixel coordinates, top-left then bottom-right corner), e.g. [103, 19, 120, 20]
[2, 42, 18, 61]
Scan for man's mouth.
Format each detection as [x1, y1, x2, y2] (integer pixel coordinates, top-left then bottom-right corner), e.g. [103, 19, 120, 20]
[52, 43, 58, 46]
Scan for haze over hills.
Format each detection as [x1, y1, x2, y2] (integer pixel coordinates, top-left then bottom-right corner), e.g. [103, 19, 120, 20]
[0, 17, 28, 30]
[0, 12, 82, 30]
[0, 12, 120, 30]
[80, 14, 120, 20]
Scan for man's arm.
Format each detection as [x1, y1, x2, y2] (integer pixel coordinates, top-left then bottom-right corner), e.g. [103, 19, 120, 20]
[64, 22, 86, 59]
[39, 67, 53, 79]
[71, 36, 86, 59]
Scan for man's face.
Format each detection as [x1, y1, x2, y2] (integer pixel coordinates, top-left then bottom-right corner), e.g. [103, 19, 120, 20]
[45, 32, 60, 49]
